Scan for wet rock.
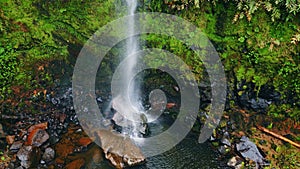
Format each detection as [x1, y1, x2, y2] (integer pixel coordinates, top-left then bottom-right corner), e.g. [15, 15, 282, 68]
[112, 111, 148, 136]
[26, 129, 49, 147]
[248, 98, 271, 112]
[10, 141, 23, 152]
[42, 147, 55, 162]
[6, 135, 15, 145]
[17, 145, 41, 168]
[221, 138, 231, 147]
[227, 156, 237, 167]
[78, 137, 92, 147]
[236, 136, 268, 168]
[227, 156, 243, 169]
[65, 158, 85, 169]
[27, 122, 48, 133]
[95, 130, 145, 168]
[218, 145, 230, 155]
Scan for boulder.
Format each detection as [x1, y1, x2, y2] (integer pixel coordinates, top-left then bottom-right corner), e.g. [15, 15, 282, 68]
[95, 130, 145, 168]
[236, 136, 269, 168]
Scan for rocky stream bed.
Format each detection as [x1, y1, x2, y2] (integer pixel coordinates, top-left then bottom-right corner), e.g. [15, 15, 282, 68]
[0, 59, 298, 169]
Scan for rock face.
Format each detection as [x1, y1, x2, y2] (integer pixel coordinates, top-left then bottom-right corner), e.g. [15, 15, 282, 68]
[95, 130, 145, 168]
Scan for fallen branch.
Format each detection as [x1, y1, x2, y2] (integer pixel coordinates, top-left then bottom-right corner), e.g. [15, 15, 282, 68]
[256, 126, 300, 149]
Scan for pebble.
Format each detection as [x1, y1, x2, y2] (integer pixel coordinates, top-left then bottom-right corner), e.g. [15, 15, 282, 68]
[26, 129, 49, 147]
[6, 135, 15, 145]
[17, 145, 41, 168]
[10, 141, 23, 152]
[221, 138, 231, 147]
[42, 147, 55, 162]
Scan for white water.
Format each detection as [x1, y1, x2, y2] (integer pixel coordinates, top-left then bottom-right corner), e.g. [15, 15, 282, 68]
[124, 0, 141, 111]
[112, 0, 145, 137]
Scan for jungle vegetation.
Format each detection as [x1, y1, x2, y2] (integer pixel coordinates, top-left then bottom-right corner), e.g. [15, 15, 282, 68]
[0, 0, 299, 167]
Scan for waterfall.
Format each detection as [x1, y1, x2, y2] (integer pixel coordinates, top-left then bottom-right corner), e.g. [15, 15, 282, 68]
[111, 0, 146, 137]
[124, 0, 141, 111]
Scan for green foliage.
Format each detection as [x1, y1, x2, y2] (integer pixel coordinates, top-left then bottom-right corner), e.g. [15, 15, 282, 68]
[146, 0, 300, 120]
[268, 104, 300, 119]
[273, 145, 300, 169]
[0, 47, 19, 89]
[142, 34, 204, 82]
[0, 0, 117, 96]
[159, 0, 300, 22]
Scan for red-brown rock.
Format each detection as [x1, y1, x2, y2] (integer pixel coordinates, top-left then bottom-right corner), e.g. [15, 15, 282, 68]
[6, 135, 15, 145]
[166, 103, 176, 109]
[78, 137, 92, 147]
[26, 129, 49, 147]
[27, 122, 48, 133]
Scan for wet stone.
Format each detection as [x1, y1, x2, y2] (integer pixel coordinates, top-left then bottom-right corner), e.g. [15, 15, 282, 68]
[227, 156, 238, 167]
[221, 138, 231, 147]
[17, 146, 41, 168]
[95, 130, 145, 168]
[10, 141, 23, 152]
[42, 147, 55, 162]
[77, 137, 92, 147]
[248, 98, 270, 112]
[26, 129, 49, 147]
[218, 145, 227, 154]
[227, 156, 243, 169]
[17, 146, 32, 161]
[27, 122, 48, 133]
[236, 136, 268, 168]
[6, 135, 15, 145]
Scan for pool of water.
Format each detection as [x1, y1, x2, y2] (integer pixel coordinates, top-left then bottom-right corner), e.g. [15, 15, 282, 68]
[48, 57, 229, 169]
[84, 132, 229, 169]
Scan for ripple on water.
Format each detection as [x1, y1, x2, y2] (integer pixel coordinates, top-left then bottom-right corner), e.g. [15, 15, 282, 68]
[132, 133, 226, 169]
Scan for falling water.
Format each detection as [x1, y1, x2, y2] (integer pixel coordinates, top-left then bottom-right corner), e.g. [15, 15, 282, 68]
[124, 0, 141, 110]
[111, 0, 145, 137]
